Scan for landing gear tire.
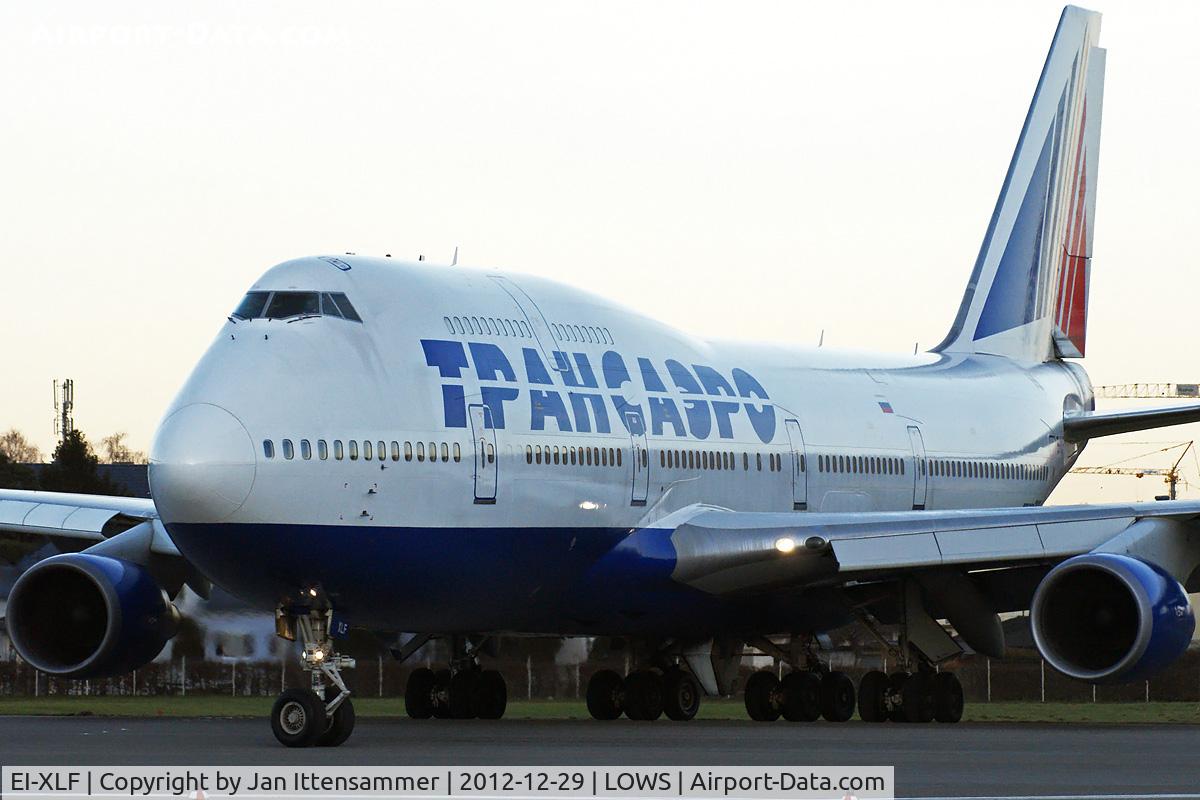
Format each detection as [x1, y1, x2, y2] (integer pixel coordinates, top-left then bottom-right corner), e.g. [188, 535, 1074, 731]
[887, 673, 909, 722]
[780, 671, 822, 722]
[317, 697, 356, 747]
[449, 670, 479, 719]
[819, 671, 856, 722]
[663, 669, 701, 721]
[586, 670, 624, 720]
[271, 687, 327, 748]
[857, 671, 889, 722]
[405, 668, 436, 719]
[432, 669, 453, 719]
[901, 672, 936, 723]
[744, 670, 781, 722]
[472, 669, 508, 719]
[624, 670, 665, 721]
[932, 672, 964, 723]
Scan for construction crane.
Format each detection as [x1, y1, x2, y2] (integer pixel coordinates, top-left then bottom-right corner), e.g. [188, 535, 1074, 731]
[1094, 383, 1200, 399]
[1069, 440, 1194, 500]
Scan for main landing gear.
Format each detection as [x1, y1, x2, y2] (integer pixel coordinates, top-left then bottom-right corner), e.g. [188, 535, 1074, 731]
[743, 668, 856, 722]
[403, 637, 508, 720]
[270, 607, 357, 747]
[857, 668, 963, 723]
[586, 667, 702, 721]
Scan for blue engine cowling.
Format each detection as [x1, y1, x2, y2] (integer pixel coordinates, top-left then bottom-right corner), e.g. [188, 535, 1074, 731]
[1030, 553, 1195, 684]
[6, 553, 180, 679]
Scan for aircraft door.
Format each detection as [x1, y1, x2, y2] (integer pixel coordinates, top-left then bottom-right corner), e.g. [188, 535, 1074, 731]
[470, 404, 497, 504]
[626, 410, 649, 506]
[783, 419, 808, 510]
[906, 425, 928, 510]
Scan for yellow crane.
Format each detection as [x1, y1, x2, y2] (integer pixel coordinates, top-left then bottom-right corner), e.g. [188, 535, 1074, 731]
[1069, 440, 1194, 500]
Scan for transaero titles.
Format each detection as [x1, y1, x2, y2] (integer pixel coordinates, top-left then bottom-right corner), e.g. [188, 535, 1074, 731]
[421, 339, 778, 443]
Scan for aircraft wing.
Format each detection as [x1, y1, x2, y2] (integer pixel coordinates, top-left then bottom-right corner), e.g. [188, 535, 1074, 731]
[1063, 403, 1200, 441]
[662, 500, 1200, 596]
[0, 488, 207, 596]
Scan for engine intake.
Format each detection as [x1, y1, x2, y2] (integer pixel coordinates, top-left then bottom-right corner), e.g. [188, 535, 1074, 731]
[7, 554, 179, 678]
[1031, 553, 1194, 684]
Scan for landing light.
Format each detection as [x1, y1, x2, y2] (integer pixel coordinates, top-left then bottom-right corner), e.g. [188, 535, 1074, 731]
[579, 500, 601, 510]
[307, 588, 318, 597]
[774, 537, 797, 554]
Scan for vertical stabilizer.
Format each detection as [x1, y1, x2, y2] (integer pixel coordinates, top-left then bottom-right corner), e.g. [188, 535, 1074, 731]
[935, 6, 1104, 361]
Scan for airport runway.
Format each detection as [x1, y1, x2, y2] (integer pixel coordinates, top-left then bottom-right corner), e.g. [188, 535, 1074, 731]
[1, 717, 1198, 798]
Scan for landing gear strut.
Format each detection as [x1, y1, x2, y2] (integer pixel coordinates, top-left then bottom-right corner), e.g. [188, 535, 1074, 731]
[271, 607, 357, 747]
[403, 637, 508, 720]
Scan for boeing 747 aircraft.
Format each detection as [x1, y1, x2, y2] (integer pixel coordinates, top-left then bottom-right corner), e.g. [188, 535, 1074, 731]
[3, 6, 1199, 747]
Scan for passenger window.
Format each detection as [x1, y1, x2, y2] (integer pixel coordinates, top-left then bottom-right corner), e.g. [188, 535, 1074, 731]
[349, 440, 359, 460]
[263, 440, 275, 459]
[441, 443, 449, 462]
[405, 441, 413, 462]
[616, 449, 622, 466]
[453, 316, 465, 334]
[283, 439, 294, 459]
[535, 445, 542, 465]
[391, 441, 400, 461]
[603, 327, 612, 344]
[417, 442, 425, 462]
[329, 293, 362, 322]
[363, 440, 373, 461]
[301, 439, 312, 460]
[233, 291, 271, 320]
[335, 440, 344, 460]
[526, 445, 533, 464]
[453, 443, 461, 462]
[486, 443, 494, 464]
[520, 321, 531, 337]
[443, 316, 454, 333]
[318, 439, 328, 460]
[428, 443, 436, 463]
[502, 320, 514, 336]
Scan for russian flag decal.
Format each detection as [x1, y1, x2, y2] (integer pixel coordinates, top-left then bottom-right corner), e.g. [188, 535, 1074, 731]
[878, 401, 894, 414]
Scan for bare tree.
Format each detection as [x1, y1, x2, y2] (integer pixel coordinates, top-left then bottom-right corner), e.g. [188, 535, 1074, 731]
[99, 431, 146, 464]
[0, 429, 42, 463]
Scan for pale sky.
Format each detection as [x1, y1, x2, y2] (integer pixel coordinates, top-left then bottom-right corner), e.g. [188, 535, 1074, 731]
[3, 1, 1199, 504]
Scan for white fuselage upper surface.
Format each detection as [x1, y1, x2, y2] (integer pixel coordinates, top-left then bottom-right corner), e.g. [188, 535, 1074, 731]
[148, 255, 1092, 628]
[154, 256, 1093, 529]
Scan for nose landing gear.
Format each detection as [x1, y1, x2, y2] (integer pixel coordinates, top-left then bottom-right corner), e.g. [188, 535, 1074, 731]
[270, 606, 357, 747]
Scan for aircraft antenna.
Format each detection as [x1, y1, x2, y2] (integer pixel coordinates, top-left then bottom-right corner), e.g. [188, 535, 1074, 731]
[451, 246, 459, 267]
[818, 330, 824, 348]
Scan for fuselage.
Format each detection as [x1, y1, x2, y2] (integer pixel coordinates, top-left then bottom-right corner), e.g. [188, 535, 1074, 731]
[148, 255, 1094, 637]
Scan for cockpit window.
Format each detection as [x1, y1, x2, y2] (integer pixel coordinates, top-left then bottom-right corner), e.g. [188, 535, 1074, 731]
[265, 291, 320, 319]
[328, 292, 362, 322]
[320, 293, 344, 319]
[230, 290, 364, 323]
[232, 291, 270, 320]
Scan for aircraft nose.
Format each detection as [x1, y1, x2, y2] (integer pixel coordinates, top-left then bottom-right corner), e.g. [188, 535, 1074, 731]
[149, 403, 256, 524]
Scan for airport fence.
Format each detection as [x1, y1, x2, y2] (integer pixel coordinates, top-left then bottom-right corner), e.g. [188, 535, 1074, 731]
[1, 648, 1198, 703]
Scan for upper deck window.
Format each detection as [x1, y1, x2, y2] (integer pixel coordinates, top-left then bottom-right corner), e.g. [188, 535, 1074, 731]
[231, 290, 363, 323]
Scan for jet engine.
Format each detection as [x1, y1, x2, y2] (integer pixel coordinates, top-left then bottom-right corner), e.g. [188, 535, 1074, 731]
[1030, 553, 1194, 684]
[7, 553, 180, 678]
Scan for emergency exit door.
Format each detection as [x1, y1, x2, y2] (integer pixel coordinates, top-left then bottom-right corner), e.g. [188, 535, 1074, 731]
[784, 419, 808, 510]
[907, 425, 928, 510]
